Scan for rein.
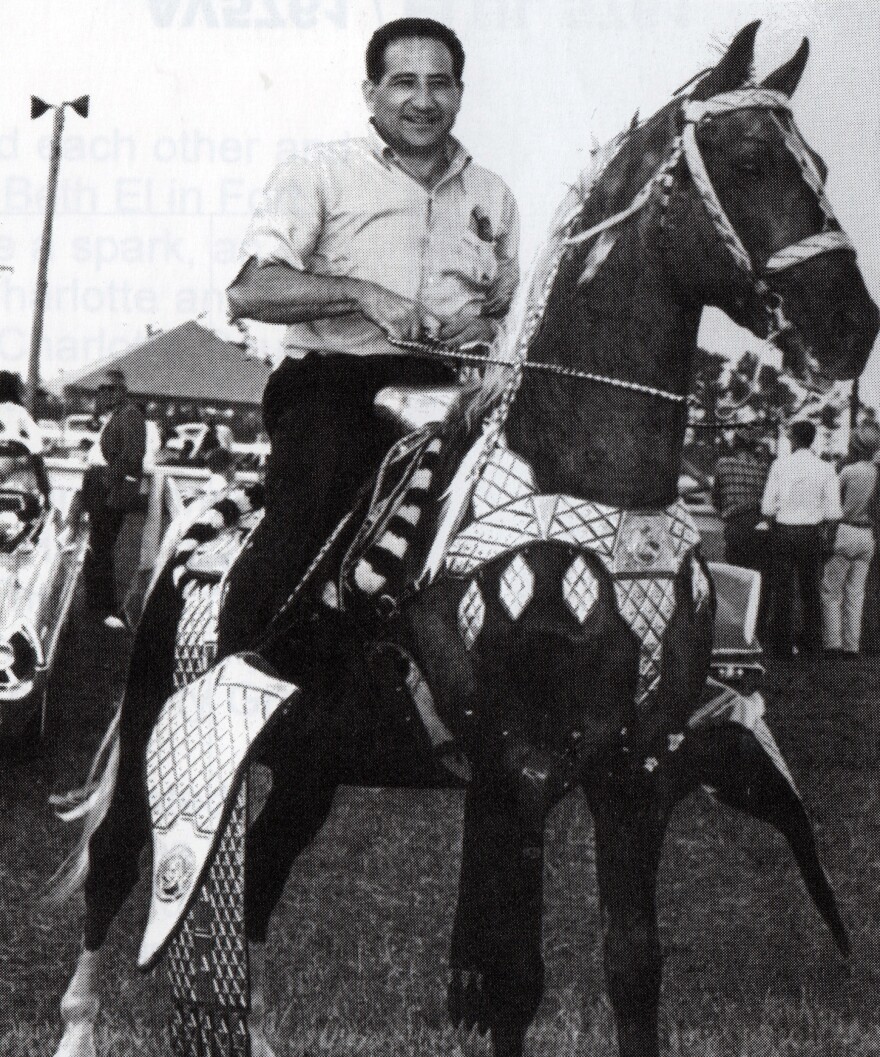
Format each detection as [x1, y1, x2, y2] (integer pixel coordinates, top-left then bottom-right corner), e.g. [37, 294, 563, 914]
[386, 338, 692, 405]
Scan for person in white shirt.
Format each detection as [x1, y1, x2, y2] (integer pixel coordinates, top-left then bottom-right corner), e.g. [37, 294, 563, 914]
[761, 419, 842, 655]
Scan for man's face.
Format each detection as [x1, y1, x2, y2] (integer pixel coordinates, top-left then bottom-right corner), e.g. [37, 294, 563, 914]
[363, 37, 463, 157]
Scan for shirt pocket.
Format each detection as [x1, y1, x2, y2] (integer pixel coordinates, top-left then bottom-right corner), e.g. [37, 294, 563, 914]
[456, 230, 499, 290]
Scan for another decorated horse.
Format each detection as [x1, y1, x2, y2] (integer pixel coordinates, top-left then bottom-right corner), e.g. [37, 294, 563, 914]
[52, 23, 878, 1057]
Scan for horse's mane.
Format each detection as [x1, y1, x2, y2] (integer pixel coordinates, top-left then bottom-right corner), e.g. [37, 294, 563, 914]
[463, 96, 681, 427]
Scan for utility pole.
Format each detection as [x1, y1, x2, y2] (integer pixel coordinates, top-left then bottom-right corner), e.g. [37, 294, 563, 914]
[27, 94, 89, 414]
[850, 377, 861, 432]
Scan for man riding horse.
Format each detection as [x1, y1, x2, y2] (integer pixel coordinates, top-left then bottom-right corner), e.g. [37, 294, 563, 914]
[52, 21, 880, 1057]
[220, 16, 519, 662]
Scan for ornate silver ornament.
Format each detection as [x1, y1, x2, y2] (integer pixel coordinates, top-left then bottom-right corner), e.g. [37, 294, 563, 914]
[562, 556, 599, 624]
[499, 554, 534, 620]
[458, 581, 485, 649]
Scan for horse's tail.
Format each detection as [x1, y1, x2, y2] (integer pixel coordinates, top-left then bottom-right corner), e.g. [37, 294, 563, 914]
[45, 705, 122, 903]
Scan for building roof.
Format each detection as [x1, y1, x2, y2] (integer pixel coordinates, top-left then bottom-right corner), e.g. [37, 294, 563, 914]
[64, 321, 273, 406]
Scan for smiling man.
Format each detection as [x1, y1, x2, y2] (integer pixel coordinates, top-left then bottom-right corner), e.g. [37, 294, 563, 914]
[219, 17, 520, 655]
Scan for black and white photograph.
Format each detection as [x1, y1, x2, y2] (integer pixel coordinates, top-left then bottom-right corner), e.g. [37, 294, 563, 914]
[1, 2, 880, 1054]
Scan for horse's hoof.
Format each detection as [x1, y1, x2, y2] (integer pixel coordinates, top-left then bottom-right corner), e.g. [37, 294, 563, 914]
[248, 1030, 278, 1057]
[53, 1023, 97, 1057]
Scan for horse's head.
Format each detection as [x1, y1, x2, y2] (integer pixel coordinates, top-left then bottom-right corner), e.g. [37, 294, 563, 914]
[665, 21, 878, 386]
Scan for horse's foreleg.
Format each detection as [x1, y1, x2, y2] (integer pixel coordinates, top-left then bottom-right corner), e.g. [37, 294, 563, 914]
[245, 732, 338, 944]
[243, 729, 338, 1055]
[247, 941, 277, 1057]
[54, 947, 100, 1057]
[449, 776, 544, 1057]
[590, 783, 669, 1057]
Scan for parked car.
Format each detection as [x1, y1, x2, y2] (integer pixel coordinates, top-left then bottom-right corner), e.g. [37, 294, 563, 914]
[37, 419, 64, 454]
[0, 457, 90, 743]
[166, 422, 210, 460]
[165, 423, 269, 468]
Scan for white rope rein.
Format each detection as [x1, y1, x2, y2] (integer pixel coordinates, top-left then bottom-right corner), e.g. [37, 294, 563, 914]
[388, 339, 691, 404]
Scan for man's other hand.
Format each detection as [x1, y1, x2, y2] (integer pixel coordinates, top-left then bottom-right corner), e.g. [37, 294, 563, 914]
[354, 282, 441, 342]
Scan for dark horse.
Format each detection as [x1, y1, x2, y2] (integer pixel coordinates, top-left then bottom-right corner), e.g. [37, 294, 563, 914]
[53, 24, 878, 1057]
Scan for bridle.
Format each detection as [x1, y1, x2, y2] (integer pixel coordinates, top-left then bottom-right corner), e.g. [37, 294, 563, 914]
[562, 88, 853, 390]
[676, 87, 853, 345]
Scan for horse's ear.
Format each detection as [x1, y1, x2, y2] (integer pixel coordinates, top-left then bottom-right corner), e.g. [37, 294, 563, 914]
[760, 37, 809, 98]
[691, 21, 760, 101]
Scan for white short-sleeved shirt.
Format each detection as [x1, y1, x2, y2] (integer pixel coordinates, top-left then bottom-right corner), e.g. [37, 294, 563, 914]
[234, 125, 519, 358]
[761, 448, 843, 525]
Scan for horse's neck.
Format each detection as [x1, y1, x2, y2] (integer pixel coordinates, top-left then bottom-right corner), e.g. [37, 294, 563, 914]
[504, 237, 701, 510]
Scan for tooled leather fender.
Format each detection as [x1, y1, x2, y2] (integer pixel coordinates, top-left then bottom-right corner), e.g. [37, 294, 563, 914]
[139, 653, 297, 969]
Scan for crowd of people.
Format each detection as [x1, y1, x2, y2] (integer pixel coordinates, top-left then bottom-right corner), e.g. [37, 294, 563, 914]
[713, 418, 880, 658]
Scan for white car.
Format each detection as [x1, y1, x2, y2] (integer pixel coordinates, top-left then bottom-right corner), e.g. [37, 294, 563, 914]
[0, 455, 89, 743]
[37, 420, 64, 453]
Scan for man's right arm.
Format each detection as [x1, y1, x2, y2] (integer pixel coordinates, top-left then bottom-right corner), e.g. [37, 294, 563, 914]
[227, 259, 439, 341]
[227, 154, 438, 341]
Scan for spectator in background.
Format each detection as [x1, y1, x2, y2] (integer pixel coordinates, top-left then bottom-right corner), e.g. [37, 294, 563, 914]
[712, 431, 769, 568]
[821, 423, 880, 656]
[82, 371, 147, 630]
[762, 419, 842, 656]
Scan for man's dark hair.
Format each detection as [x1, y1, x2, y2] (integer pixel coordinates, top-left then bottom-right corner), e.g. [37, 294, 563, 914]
[105, 369, 127, 389]
[789, 420, 817, 450]
[366, 18, 465, 84]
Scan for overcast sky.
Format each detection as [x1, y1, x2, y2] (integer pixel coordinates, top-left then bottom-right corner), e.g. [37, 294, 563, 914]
[1, 0, 879, 397]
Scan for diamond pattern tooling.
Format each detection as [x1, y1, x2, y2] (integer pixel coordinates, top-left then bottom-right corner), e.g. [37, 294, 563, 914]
[458, 580, 486, 649]
[614, 577, 677, 706]
[174, 581, 221, 690]
[562, 556, 599, 624]
[472, 443, 536, 519]
[139, 654, 296, 969]
[499, 554, 534, 620]
[168, 785, 250, 1057]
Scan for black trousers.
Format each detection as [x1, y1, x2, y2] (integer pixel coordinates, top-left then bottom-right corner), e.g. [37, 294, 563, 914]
[215, 353, 454, 660]
[83, 504, 128, 616]
[767, 523, 824, 654]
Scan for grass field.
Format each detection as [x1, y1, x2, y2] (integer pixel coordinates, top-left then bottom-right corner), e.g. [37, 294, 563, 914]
[1, 522, 879, 1056]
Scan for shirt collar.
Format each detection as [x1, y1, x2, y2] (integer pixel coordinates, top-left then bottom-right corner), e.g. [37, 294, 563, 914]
[366, 121, 471, 183]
